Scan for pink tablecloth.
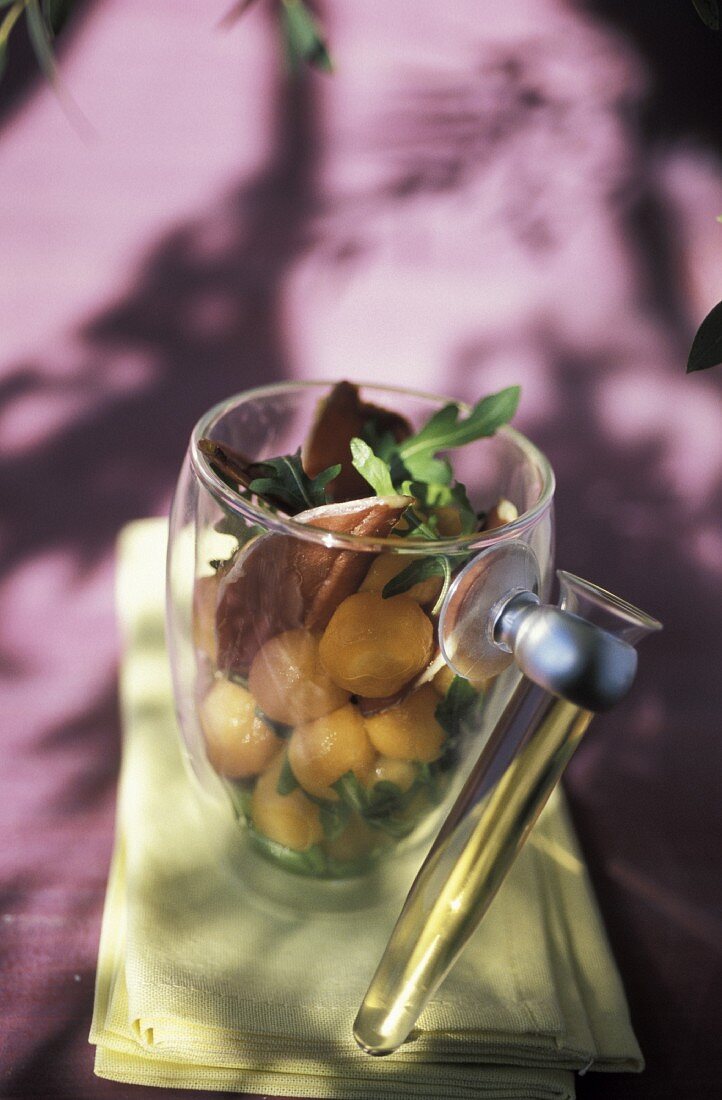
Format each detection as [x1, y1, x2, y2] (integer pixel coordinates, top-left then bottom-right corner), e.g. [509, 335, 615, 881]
[1, 2, 721, 1097]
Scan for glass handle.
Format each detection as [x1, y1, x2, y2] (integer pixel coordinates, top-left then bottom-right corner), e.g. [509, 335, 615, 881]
[495, 595, 638, 713]
[353, 547, 661, 1057]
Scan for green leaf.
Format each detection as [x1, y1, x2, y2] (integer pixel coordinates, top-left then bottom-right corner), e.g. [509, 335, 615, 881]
[402, 452, 454, 485]
[349, 437, 396, 496]
[255, 708, 292, 739]
[397, 506, 440, 541]
[225, 779, 253, 822]
[332, 771, 368, 815]
[405, 478, 477, 535]
[319, 800, 350, 841]
[365, 780, 405, 817]
[691, 0, 719, 31]
[280, 0, 332, 73]
[249, 448, 340, 512]
[687, 300, 722, 372]
[435, 675, 482, 740]
[397, 386, 521, 464]
[26, 0, 57, 81]
[381, 554, 453, 613]
[381, 556, 447, 599]
[0, 1, 25, 82]
[276, 753, 299, 795]
[42, 0, 72, 36]
[360, 420, 398, 463]
[248, 828, 328, 875]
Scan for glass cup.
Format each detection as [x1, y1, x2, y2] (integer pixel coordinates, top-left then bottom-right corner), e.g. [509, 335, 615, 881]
[166, 381, 555, 882]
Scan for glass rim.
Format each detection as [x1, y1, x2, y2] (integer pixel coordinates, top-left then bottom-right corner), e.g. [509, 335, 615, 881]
[189, 380, 556, 554]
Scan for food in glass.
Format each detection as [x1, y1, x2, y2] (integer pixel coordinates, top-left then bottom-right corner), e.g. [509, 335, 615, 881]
[167, 381, 555, 878]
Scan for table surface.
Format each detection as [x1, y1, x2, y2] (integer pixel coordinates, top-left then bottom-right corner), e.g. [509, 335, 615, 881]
[1, 2, 721, 1098]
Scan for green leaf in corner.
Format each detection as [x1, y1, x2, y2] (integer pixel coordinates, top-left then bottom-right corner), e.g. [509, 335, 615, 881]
[25, 0, 58, 81]
[691, 1, 719, 31]
[280, 0, 333, 73]
[350, 438, 396, 497]
[276, 754, 299, 795]
[687, 300, 722, 372]
[0, 2, 25, 83]
[42, 0, 72, 36]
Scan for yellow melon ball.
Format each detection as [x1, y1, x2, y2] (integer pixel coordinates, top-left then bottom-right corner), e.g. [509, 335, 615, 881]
[360, 553, 442, 606]
[364, 684, 446, 763]
[318, 592, 433, 698]
[368, 756, 417, 792]
[432, 663, 456, 697]
[432, 664, 491, 696]
[250, 753, 324, 851]
[248, 629, 349, 725]
[200, 678, 281, 778]
[288, 703, 376, 801]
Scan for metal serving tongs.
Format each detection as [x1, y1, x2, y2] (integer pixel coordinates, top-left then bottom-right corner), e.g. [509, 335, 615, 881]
[354, 542, 661, 1056]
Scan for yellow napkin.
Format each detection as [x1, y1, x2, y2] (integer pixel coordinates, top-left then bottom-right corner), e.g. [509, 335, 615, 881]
[90, 519, 643, 1098]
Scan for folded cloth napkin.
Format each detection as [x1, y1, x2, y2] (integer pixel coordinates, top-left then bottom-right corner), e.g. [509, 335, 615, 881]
[90, 518, 643, 1099]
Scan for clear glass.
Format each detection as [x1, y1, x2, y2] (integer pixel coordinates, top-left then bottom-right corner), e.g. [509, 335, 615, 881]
[166, 381, 555, 882]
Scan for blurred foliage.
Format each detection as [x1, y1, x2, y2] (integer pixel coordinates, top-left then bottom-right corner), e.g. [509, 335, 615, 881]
[1, 0, 719, 368]
[0, 0, 331, 87]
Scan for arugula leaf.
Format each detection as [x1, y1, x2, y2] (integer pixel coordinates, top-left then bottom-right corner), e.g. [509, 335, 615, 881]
[352, 386, 519, 537]
[401, 452, 453, 485]
[381, 555, 452, 615]
[319, 800, 350, 841]
[276, 754, 299, 795]
[360, 419, 398, 463]
[247, 828, 327, 875]
[249, 449, 341, 512]
[397, 386, 521, 465]
[397, 506, 440, 540]
[435, 676, 482, 740]
[332, 771, 368, 814]
[349, 438, 396, 496]
[404, 478, 477, 535]
[365, 780, 405, 817]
